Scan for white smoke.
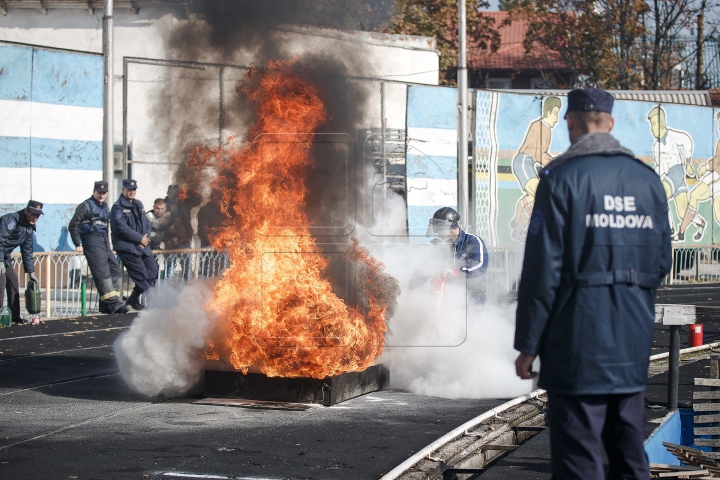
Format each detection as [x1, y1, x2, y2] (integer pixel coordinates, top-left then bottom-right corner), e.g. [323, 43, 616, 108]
[357, 184, 532, 399]
[114, 280, 220, 397]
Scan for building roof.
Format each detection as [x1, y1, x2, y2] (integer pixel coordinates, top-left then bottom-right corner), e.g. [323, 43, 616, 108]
[0, 0, 140, 14]
[495, 89, 713, 106]
[470, 11, 567, 71]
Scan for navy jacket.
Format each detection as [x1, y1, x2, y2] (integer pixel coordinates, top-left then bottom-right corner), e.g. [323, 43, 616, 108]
[0, 210, 35, 272]
[110, 196, 152, 256]
[514, 133, 672, 395]
[453, 230, 488, 278]
[68, 197, 111, 246]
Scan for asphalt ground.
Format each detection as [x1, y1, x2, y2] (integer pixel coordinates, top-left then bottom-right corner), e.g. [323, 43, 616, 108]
[0, 313, 507, 480]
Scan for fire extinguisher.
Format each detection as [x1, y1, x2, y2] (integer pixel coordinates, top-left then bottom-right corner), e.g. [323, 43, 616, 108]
[688, 323, 704, 347]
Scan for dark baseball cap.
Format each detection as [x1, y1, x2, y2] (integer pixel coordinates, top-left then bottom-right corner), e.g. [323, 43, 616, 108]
[566, 88, 614, 114]
[94, 181, 108, 193]
[122, 178, 138, 189]
[26, 200, 44, 215]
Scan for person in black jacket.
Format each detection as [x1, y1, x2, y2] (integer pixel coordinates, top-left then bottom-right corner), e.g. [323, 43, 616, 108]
[513, 89, 672, 479]
[0, 200, 42, 324]
[68, 181, 131, 315]
[110, 179, 158, 310]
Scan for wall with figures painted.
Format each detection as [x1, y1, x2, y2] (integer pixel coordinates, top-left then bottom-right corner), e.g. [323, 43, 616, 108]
[406, 85, 720, 249]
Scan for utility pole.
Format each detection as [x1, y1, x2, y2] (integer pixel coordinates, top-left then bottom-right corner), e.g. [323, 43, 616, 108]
[103, 0, 115, 202]
[697, 0, 706, 90]
[457, 0, 469, 230]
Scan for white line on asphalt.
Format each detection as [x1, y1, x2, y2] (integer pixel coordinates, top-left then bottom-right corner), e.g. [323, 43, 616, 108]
[0, 373, 119, 397]
[0, 326, 129, 341]
[0, 345, 112, 364]
[0, 401, 157, 451]
[161, 473, 284, 480]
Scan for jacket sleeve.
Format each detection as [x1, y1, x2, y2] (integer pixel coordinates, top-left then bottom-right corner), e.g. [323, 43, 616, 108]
[110, 205, 144, 245]
[514, 175, 567, 355]
[657, 183, 673, 278]
[21, 228, 34, 273]
[461, 236, 486, 278]
[68, 203, 87, 247]
[0, 215, 11, 265]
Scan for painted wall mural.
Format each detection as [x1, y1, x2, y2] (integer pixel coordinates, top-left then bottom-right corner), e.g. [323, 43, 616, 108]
[470, 91, 720, 248]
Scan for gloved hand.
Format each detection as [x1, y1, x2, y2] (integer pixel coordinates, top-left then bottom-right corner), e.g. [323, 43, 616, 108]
[460, 267, 470, 274]
[28, 273, 39, 284]
[0, 263, 5, 276]
[442, 269, 460, 279]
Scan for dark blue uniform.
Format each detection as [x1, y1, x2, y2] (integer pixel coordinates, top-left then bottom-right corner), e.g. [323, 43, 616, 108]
[110, 195, 158, 295]
[69, 198, 126, 314]
[514, 131, 672, 479]
[452, 230, 488, 305]
[0, 211, 35, 323]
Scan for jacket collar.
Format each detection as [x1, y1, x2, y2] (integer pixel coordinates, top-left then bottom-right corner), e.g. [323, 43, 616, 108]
[551, 133, 636, 166]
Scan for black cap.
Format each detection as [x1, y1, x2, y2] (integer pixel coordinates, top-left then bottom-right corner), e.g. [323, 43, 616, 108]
[26, 200, 43, 215]
[566, 88, 614, 114]
[122, 178, 138, 189]
[94, 181, 108, 193]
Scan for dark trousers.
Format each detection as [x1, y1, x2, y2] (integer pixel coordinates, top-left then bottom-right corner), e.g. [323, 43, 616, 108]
[117, 251, 158, 293]
[547, 391, 649, 480]
[0, 266, 21, 323]
[81, 234, 124, 313]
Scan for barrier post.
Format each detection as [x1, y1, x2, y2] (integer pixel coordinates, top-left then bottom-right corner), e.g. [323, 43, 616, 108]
[81, 281, 87, 317]
[45, 254, 51, 318]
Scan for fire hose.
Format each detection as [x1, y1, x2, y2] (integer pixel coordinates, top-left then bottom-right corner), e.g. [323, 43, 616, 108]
[382, 341, 720, 479]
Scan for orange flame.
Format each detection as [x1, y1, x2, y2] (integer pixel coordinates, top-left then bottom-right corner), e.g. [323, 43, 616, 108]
[187, 60, 397, 378]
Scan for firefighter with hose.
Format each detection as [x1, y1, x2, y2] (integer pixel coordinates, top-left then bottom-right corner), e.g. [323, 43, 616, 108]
[425, 207, 488, 306]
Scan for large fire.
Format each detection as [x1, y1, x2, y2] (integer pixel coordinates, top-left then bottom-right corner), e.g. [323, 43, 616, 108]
[185, 60, 398, 379]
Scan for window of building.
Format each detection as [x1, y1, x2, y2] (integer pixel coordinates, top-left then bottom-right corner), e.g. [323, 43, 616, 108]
[486, 78, 512, 89]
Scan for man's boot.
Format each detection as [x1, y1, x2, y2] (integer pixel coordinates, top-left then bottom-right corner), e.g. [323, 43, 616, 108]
[125, 286, 144, 311]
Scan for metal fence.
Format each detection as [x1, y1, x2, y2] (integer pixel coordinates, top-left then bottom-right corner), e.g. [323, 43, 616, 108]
[9, 244, 716, 319]
[9, 248, 229, 320]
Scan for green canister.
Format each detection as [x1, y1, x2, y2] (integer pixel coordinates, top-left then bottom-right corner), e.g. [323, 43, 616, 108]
[25, 280, 41, 315]
[0, 306, 10, 327]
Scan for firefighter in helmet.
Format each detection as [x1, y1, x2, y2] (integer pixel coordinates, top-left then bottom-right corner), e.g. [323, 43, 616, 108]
[426, 207, 489, 305]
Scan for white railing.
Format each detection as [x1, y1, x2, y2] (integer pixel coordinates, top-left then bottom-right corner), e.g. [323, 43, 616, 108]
[11, 245, 713, 319]
[9, 248, 229, 320]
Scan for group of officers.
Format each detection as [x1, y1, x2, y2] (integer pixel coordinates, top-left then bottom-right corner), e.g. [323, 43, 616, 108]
[0, 88, 677, 479]
[0, 178, 158, 323]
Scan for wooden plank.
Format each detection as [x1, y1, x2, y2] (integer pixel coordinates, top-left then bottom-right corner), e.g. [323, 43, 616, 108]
[658, 470, 709, 477]
[692, 439, 720, 447]
[695, 378, 720, 387]
[694, 426, 720, 435]
[693, 391, 720, 400]
[692, 402, 720, 411]
[694, 414, 720, 423]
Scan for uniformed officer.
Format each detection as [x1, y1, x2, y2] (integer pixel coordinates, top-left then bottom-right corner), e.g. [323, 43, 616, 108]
[514, 89, 672, 479]
[426, 207, 488, 305]
[68, 181, 131, 315]
[110, 179, 158, 310]
[0, 200, 42, 324]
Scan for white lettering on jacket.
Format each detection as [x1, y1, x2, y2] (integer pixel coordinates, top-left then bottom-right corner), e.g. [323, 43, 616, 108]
[586, 195, 652, 229]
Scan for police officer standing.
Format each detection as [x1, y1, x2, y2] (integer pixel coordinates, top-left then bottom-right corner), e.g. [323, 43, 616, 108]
[110, 179, 158, 310]
[514, 89, 672, 479]
[0, 201, 42, 324]
[426, 207, 488, 305]
[68, 181, 131, 315]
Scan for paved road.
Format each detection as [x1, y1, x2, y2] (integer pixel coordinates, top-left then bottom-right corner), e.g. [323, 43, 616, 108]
[0, 313, 506, 479]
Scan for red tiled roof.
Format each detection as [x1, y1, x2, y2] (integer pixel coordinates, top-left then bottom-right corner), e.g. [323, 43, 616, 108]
[470, 11, 568, 71]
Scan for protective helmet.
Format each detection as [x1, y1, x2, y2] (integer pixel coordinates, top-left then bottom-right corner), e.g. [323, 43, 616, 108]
[426, 207, 461, 237]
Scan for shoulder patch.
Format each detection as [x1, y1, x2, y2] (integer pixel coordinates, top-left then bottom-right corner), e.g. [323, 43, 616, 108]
[114, 210, 123, 220]
[6, 220, 15, 231]
[528, 210, 543, 237]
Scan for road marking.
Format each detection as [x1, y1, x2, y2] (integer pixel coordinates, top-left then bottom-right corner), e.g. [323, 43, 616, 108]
[0, 326, 129, 342]
[0, 373, 119, 397]
[0, 345, 112, 364]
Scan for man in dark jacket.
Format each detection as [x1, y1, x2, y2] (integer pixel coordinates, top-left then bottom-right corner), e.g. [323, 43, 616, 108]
[426, 207, 488, 305]
[69, 181, 131, 315]
[514, 89, 672, 479]
[0, 201, 42, 324]
[110, 179, 158, 310]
